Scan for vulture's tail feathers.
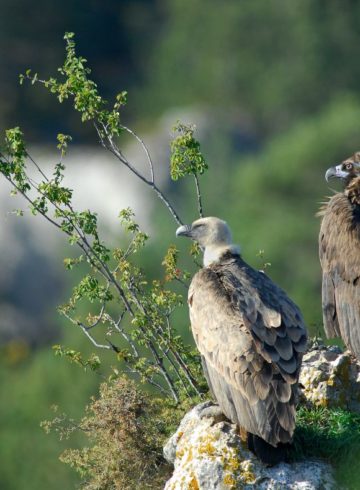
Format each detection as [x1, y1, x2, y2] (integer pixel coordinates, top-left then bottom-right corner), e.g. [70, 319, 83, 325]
[247, 433, 290, 466]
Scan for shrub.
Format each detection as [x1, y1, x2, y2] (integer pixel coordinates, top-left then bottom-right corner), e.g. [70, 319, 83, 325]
[42, 376, 193, 489]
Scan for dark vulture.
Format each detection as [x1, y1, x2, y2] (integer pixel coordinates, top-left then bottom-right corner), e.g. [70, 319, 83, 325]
[176, 217, 307, 465]
[319, 151, 360, 359]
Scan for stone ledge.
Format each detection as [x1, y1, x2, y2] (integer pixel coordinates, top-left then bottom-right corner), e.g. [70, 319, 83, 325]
[164, 401, 335, 490]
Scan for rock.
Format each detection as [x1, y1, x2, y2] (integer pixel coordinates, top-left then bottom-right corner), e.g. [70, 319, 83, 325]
[299, 347, 360, 412]
[163, 402, 335, 489]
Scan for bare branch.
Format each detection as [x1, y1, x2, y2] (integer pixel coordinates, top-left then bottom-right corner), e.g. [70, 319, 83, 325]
[164, 316, 202, 396]
[150, 181, 183, 226]
[120, 124, 155, 183]
[104, 312, 139, 358]
[26, 151, 51, 183]
[194, 173, 204, 218]
[99, 123, 184, 226]
[62, 312, 113, 350]
[122, 367, 170, 397]
[83, 303, 107, 330]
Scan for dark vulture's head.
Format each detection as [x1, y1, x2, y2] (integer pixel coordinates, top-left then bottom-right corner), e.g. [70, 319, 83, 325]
[176, 217, 240, 266]
[325, 152, 360, 185]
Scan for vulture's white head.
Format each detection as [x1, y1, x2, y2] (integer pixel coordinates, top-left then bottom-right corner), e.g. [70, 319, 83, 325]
[176, 217, 240, 266]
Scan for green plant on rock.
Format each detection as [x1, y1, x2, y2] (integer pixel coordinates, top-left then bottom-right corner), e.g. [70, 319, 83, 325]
[292, 406, 360, 488]
[0, 32, 208, 403]
[293, 406, 360, 460]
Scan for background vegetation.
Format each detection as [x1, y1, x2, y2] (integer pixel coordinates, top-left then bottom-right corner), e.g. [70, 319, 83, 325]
[1, 1, 360, 488]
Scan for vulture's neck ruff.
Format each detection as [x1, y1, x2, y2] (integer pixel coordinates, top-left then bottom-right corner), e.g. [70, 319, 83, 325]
[345, 176, 360, 206]
[203, 244, 240, 267]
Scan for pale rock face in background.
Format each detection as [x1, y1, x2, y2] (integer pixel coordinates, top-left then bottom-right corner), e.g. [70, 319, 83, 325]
[0, 145, 154, 346]
[0, 108, 210, 347]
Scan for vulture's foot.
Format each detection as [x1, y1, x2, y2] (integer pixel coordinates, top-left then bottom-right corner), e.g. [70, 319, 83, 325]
[197, 401, 228, 425]
[247, 433, 290, 467]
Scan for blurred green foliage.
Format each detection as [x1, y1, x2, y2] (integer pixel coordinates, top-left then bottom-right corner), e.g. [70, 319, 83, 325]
[0, 328, 99, 490]
[0, 0, 161, 139]
[141, 0, 360, 136]
[161, 96, 360, 340]
[223, 96, 360, 331]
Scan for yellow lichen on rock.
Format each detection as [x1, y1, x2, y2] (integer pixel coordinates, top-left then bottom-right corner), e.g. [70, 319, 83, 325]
[189, 473, 200, 490]
[224, 452, 240, 473]
[223, 473, 236, 488]
[239, 460, 257, 484]
[197, 434, 217, 457]
[164, 401, 336, 489]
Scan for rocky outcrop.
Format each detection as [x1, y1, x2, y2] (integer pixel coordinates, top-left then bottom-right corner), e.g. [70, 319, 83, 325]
[299, 345, 360, 412]
[163, 401, 335, 490]
[163, 346, 360, 488]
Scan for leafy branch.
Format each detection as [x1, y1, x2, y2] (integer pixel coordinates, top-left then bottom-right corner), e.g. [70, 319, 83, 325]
[0, 33, 209, 403]
[20, 33, 185, 226]
[170, 121, 208, 218]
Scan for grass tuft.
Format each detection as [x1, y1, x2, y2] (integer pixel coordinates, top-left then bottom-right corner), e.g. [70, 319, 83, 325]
[291, 406, 360, 489]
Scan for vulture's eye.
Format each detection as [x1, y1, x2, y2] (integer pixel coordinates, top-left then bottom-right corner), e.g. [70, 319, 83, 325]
[345, 163, 353, 171]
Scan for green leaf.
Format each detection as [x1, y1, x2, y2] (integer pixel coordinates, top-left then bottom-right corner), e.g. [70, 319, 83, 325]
[170, 122, 208, 181]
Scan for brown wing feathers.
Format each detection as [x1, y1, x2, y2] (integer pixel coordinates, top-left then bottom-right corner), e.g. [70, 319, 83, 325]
[189, 259, 307, 447]
[319, 187, 360, 357]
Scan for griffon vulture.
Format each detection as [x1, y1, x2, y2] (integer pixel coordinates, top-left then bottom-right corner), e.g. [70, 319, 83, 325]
[176, 217, 307, 465]
[319, 151, 360, 359]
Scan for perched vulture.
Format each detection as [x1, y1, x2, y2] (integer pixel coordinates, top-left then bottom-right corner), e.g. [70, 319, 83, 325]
[319, 151, 360, 359]
[176, 217, 307, 465]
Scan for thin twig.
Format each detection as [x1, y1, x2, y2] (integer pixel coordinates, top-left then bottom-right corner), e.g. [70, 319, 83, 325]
[62, 312, 113, 350]
[26, 78, 183, 225]
[26, 151, 50, 183]
[127, 283, 198, 398]
[120, 124, 155, 183]
[194, 173, 204, 218]
[99, 123, 183, 226]
[104, 312, 139, 358]
[164, 317, 201, 396]
[150, 181, 183, 226]
[83, 303, 106, 330]
[122, 367, 169, 397]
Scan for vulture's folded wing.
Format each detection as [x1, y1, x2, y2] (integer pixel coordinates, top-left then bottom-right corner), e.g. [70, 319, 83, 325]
[188, 265, 307, 445]
[333, 276, 360, 356]
[319, 195, 360, 353]
[321, 271, 340, 338]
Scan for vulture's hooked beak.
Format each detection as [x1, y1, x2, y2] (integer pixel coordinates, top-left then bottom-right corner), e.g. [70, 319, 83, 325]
[325, 166, 336, 182]
[176, 224, 193, 237]
[325, 165, 343, 182]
